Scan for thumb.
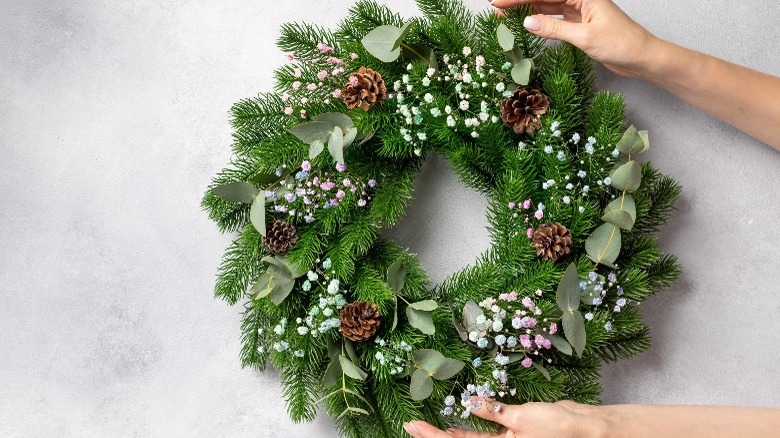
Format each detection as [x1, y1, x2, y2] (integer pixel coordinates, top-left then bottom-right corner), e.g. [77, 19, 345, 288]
[523, 14, 585, 45]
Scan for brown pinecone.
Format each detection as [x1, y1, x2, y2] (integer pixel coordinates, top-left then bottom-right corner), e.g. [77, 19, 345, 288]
[532, 222, 572, 261]
[500, 87, 550, 134]
[339, 301, 381, 342]
[342, 67, 387, 111]
[262, 219, 299, 255]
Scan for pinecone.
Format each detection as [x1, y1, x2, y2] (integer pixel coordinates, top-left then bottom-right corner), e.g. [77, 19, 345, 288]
[500, 87, 550, 134]
[262, 219, 299, 255]
[342, 67, 387, 111]
[532, 222, 572, 261]
[339, 301, 381, 342]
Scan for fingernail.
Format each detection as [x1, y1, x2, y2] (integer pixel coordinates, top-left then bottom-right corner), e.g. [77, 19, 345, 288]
[403, 422, 419, 436]
[523, 16, 542, 31]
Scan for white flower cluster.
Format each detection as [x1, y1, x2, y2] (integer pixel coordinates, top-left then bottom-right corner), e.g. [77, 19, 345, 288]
[372, 337, 413, 376]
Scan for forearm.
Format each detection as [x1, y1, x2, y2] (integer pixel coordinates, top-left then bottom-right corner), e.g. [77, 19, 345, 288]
[634, 38, 780, 150]
[588, 404, 780, 438]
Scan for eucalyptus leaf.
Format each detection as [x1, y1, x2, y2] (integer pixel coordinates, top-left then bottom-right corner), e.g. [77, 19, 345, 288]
[309, 140, 325, 159]
[413, 349, 463, 379]
[496, 23, 515, 51]
[211, 181, 259, 204]
[328, 126, 345, 163]
[289, 120, 333, 144]
[585, 223, 622, 267]
[249, 172, 279, 186]
[401, 44, 438, 73]
[250, 194, 266, 236]
[452, 311, 469, 342]
[556, 263, 580, 313]
[410, 368, 433, 401]
[344, 339, 358, 364]
[462, 300, 485, 331]
[338, 355, 367, 381]
[431, 359, 465, 380]
[391, 297, 399, 331]
[393, 21, 415, 51]
[409, 300, 438, 311]
[615, 125, 645, 156]
[580, 284, 603, 306]
[268, 271, 295, 305]
[610, 160, 642, 192]
[412, 349, 445, 372]
[323, 358, 342, 387]
[547, 334, 573, 356]
[638, 129, 650, 153]
[251, 269, 277, 299]
[407, 307, 435, 335]
[327, 336, 340, 359]
[603, 195, 636, 223]
[562, 311, 586, 357]
[602, 209, 635, 230]
[532, 363, 552, 380]
[343, 127, 358, 147]
[386, 257, 406, 293]
[355, 129, 376, 146]
[312, 112, 353, 130]
[361, 25, 403, 62]
[511, 58, 533, 86]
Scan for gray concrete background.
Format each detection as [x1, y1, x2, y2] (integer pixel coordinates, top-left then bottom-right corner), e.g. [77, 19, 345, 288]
[1, 0, 778, 436]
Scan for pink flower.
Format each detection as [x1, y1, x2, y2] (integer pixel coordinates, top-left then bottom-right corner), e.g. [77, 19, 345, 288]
[357, 199, 367, 207]
[332, 89, 342, 98]
[299, 109, 307, 118]
[368, 179, 376, 187]
[523, 199, 532, 209]
[521, 358, 533, 368]
[292, 81, 301, 90]
[327, 56, 343, 65]
[285, 53, 295, 62]
[520, 335, 532, 349]
[332, 68, 344, 76]
[316, 43, 334, 54]
[336, 190, 346, 199]
[300, 97, 308, 104]
[324, 98, 330, 105]
[522, 297, 534, 309]
[284, 107, 293, 115]
[342, 178, 351, 187]
[526, 228, 534, 239]
[306, 83, 317, 91]
[320, 181, 336, 191]
[301, 160, 312, 171]
[508, 202, 516, 209]
[335, 162, 346, 172]
[281, 92, 290, 102]
[317, 70, 329, 80]
[534, 209, 544, 220]
[534, 334, 546, 348]
[349, 75, 359, 87]
[549, 323, 558, 334]
[349, 52, 358, 59]
[294, 68, 302, 78]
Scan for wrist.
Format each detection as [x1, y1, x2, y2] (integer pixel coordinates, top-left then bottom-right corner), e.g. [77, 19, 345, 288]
[580, 405, 619, 438]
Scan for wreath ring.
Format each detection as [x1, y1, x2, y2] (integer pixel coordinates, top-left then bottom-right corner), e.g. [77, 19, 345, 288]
[203, 1, 682, 436]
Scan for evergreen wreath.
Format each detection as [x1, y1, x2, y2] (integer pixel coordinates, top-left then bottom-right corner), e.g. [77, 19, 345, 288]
[202, 1, 682, 436]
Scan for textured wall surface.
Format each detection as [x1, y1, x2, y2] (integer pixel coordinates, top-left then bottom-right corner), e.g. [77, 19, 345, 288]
[1, 0, 779, 436]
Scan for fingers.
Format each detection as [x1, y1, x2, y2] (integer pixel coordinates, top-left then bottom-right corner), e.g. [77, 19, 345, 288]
[467, 398, 524, 430]
[522, 14, 587, 45]
[489, 0, 562, 7]
[446, 428, 501, 438]
[403, 421, 450, 438]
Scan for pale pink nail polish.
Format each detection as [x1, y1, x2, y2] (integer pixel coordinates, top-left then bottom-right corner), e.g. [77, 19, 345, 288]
[403, 422, 419, 436]
[523, 16, 542, 31]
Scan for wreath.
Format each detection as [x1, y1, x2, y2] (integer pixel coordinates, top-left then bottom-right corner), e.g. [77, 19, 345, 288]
[202, 1, 682, 436]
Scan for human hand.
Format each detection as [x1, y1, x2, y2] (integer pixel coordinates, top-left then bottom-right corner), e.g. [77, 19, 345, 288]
[402, 399, 603, 438]
[490, 0, 661, 78]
